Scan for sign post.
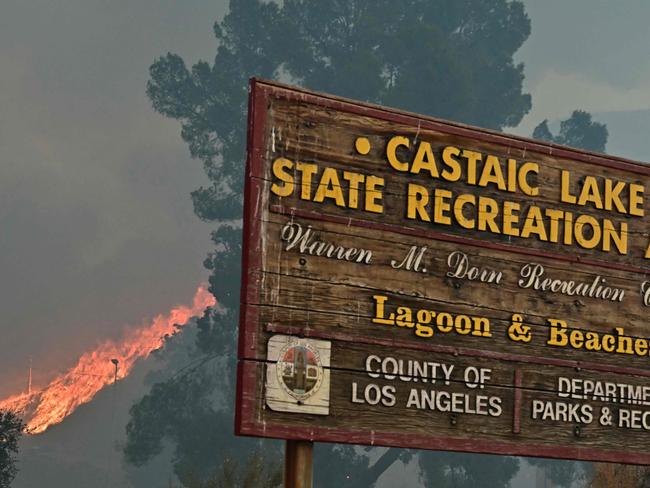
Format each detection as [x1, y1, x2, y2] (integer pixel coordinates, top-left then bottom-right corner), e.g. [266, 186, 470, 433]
[284, 440, 313, 488]
[237, 78, 650, 466]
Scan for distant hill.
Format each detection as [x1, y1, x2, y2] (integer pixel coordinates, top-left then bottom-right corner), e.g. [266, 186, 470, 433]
[11, 331, 196, 488]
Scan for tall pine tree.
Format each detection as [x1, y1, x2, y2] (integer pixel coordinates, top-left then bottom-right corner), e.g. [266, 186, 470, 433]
[125, 1, 533, 485]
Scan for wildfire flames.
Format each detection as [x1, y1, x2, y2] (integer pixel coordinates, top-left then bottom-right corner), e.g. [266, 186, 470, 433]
[0, 285, 214, 434]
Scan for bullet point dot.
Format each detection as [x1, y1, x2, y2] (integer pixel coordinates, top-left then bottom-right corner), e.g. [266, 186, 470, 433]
[355, 137, 371, 155]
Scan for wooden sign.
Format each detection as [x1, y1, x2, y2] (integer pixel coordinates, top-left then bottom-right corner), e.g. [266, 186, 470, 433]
[236, 79, 650, 464]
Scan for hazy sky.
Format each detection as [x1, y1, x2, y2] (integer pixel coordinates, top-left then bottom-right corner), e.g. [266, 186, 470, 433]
[517, 0, 650, 140]
[1, 0, 649, 399]
[0, 0, 227, 396]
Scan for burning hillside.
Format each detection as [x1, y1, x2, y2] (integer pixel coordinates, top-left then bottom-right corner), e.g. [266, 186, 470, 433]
[0, 285, 214, 434]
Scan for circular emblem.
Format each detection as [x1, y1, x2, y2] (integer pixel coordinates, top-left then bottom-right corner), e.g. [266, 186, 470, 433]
[276, 341, 324, 401]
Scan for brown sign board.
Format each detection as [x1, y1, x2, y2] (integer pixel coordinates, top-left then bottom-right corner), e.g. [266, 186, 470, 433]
[236, 78, 650, 464]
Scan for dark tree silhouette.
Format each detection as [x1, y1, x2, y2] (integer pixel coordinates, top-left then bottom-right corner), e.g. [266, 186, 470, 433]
[0, 410, 25, 488]
[125, 0, 535, 486]
[533, 110, 608, 152]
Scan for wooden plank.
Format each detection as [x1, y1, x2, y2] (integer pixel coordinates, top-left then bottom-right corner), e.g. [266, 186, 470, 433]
[239, 213, 650, 372]
[261, 96, 650, 269]
[237, 79, 650, 465]
[238, 340, 650, 463]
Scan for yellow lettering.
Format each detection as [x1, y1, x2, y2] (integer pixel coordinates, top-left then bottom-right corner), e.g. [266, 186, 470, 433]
[604, 179, 626, 213]
[313, 167, 345, 207]
[477, 197, 500, 233]
[472, 317, 492, 338]
[386, 136, 410, 172]
[271, 158, 294, 197]
[635, 339, 648, 356]
[519, 162, 539, 196]
[563, 212, 574, 245]
[547, 319, 568, 346]
[365, 175, 384, 213]
[560, 170, 577, 204]
[569, 330, 584, 349]
[433, 189, 452, 225]
[602, 334, 615, 353]
[372, 295, 394, 325]
[577, 176, 603, 209]
[574, 215, 601, 249]
[584, 332, 602, 351]
[455, 315, 472, 335]
[407, 184, 430, 221]
[478, 155, 506, 190]
[415, 310, 434, 338]
[411, 142, 439, 177]
[436, 313, 453, 332]
[454, 194, 476, 229]
[342, 171, 365, 209]
[630, 183, 645, 217]
[462, 150, 482, 185]
[296, 162, 318, 200]
[441, 146, 462, 181]
[545, 209, 564, 243]
[521, 206, 547, 241]
[395, 307, 414, 328]
[602, 219, 627, 254]
[615, 328, 634, 355]
[502, 201, 520, 237]
[507, 159, 518, 193]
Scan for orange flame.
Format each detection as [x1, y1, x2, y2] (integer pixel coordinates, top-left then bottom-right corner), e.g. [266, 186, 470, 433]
[0, 285, 215, 434]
